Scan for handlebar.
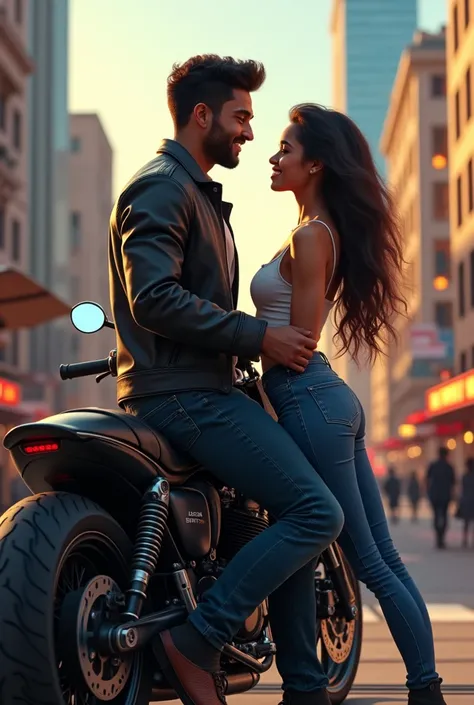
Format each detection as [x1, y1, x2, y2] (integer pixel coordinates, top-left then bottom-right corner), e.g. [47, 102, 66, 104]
[59, 358, 111, 380]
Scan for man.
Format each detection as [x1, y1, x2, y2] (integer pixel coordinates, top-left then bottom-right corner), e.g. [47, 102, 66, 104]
[109, 55, 343, 705]
[426, 447, 456, 549]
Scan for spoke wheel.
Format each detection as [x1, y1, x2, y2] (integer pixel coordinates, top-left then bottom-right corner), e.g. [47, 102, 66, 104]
[0, 493, 152, 705]
[316, 545, 363, 704]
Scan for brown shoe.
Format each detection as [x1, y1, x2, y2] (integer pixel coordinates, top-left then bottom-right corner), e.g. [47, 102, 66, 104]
[153, 629, 227, 704]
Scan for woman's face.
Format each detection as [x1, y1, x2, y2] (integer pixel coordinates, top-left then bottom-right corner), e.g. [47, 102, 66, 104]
[269, 123, 314, 192]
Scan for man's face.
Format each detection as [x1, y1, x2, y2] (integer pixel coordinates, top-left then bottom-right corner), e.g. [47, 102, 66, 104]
[203, 89, 254, 169]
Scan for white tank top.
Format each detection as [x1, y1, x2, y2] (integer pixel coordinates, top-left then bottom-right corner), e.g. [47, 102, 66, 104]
[250, 219, 337, 332]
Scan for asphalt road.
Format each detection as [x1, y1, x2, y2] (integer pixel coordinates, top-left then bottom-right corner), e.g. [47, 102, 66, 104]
[226, 500, 474, 705]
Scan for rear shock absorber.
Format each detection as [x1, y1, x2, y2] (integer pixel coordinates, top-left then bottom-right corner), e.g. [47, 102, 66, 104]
[123, 477, 170, 620]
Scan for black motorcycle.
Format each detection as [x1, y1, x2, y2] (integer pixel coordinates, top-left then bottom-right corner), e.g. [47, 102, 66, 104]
[0, 302, 362, 705]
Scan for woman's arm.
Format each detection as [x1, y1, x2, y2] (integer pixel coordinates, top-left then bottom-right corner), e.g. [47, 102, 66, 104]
[289, 222, 334, 343]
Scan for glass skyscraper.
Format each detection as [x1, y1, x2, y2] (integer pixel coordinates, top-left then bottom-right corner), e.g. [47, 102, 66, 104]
[331, 0, 418, 175]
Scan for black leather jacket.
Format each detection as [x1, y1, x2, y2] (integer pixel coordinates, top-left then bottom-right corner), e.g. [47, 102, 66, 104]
[109, 139, 267, 404]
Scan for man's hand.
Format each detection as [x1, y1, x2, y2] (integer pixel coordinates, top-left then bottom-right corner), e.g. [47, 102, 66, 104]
[261, 326, 317, 372]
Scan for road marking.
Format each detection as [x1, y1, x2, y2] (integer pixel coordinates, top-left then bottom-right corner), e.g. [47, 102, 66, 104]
[370, 603, 474, 623]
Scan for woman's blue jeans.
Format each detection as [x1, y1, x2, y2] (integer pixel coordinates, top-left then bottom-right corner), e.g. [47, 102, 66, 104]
[263, 353, 439, 691]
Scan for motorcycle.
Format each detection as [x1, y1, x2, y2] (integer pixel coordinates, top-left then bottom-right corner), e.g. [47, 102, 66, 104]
[0, 301, 362, 705]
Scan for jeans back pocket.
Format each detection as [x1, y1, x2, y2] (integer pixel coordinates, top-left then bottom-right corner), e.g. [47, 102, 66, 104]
[307, 379, 360, 427]
[128, 395, 201, 453]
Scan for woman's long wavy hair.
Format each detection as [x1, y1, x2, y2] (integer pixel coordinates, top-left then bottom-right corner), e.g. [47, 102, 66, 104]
[289, 103, 407, 364]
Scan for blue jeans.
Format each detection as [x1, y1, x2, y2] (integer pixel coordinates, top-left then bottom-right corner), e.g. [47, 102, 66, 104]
[125, 385, 344, 692]
[263, 353, 439, 690]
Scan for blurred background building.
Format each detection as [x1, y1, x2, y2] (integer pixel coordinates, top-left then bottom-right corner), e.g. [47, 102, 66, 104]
[421, 0, 474, 475]
[0, 0, 34, 508]
[66, 112, 115, 410]
[327, 0, 418, 443]
[0, 0, 115, 510]
[372, 28, 453, 474]
[27, 0, 69, 413]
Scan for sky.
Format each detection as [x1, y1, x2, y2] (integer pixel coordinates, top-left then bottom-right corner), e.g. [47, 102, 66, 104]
[70, 0, 447, 315]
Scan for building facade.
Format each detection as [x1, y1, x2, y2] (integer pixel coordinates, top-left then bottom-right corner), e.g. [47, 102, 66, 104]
[372, 29, 453, 473]
[0, 0, 36, 510]
[65, 113, 116, 411]
[329, 0, 418, 440]
[26, 0, 69, 410]
[423, 0, 474, 476]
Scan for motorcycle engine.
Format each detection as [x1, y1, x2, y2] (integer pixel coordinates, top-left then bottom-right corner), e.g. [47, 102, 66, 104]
[204, 493, 270, 643]
[217, 495, 270, 561]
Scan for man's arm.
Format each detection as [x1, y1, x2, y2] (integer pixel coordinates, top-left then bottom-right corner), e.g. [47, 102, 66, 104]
[119, 176, 267, 361]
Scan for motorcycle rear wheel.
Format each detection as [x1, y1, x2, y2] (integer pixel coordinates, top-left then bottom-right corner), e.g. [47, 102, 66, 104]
[0, 491, 153, 705]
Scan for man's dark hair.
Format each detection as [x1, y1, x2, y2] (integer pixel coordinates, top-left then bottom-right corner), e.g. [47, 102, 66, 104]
[167, 54, 266, 129]
[439, 446, 449, 459]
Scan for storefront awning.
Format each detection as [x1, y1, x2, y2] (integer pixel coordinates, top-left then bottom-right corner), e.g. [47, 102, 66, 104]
[0, 266, 70, 330]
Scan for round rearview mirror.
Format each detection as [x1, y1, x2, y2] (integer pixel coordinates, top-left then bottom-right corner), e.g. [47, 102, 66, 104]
[70, 302, 107, 334]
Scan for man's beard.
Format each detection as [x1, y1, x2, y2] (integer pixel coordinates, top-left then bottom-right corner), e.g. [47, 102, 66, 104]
[203, 119, 243, 169]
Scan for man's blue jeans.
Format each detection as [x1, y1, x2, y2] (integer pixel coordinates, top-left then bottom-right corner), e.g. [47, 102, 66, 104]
[125, 384, 344, 693]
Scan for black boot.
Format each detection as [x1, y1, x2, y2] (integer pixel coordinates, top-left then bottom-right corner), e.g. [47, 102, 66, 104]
[279, 689, 331, 705]
[408, 678, 447, 704]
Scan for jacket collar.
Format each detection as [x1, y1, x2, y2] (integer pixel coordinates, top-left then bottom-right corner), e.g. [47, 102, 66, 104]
[157, 138, 233, 218]
[157, 138, 211, 183]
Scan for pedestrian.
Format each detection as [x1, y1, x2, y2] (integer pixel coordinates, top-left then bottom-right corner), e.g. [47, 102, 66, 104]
[456, 458, 474, 549]
[252, 102, 447, 703]
[426, 447, 456, 550]
[407, 470, 421, 523]
[384, 466, 402, 523]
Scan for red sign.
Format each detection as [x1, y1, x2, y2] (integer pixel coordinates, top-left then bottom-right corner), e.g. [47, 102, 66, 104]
[0, 377, 21, 407]
[426, 369, 474, 417]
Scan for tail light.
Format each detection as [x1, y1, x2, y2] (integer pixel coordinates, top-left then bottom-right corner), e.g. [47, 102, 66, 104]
[22, 441, 60, 455]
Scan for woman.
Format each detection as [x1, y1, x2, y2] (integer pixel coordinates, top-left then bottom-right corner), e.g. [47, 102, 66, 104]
[457, 458, 474, 548]
[250, 104, 446, 705]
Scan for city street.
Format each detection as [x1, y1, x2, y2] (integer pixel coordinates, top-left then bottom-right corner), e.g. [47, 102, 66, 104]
[224, 501, 474, 705]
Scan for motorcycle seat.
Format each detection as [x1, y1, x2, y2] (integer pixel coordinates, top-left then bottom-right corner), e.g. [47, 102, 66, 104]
[4, 407, 201, 481]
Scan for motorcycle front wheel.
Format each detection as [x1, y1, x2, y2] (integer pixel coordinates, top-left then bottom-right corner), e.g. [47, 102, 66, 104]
[317, 545, 363, 704]
[0, 492, 153, 705]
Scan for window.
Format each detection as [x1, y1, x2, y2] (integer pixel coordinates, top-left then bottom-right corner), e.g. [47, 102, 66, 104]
[433, 182, 449, 220]
[471, 249, 474, 306]
[70, 211, 81, 251]
[457, 174, 463, 226]
[468, 158, 474, 213]
[434, 240, 451, 277]
[454, 3, 459, 51]
[12, 220, 20, 262]
[455, 90, 461, 139]
[460, 351, 467, 373]
[465, 0, 470, 28]
[435, 302, 453, 328]
[14, 0, 22, 23]
[431, 75, 446, 98]
[466, 67, 472, 121]
[0, 94, 5, 131]
[70, 136, 81, 152]
[432, 125, 448, 160]
[459, 260, 466, 317]
[13, 110, 21, 150]
[10, 330, 19, 367]
[0, 209, 4, 249]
